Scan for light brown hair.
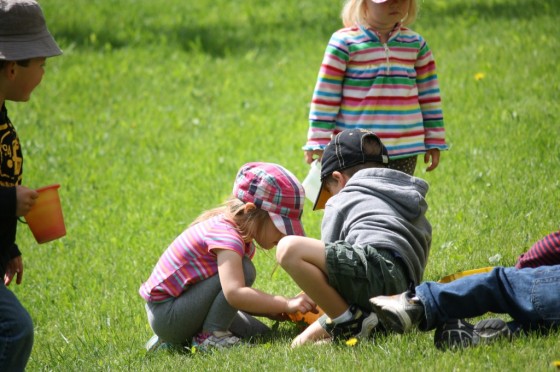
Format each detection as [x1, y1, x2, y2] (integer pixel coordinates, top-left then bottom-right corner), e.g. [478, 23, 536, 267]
[341, 0, 419, 28]
[190, 196, 270, 242]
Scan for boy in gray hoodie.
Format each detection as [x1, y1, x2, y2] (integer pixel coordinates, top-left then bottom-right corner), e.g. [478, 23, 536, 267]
[277, 129, 432, 347]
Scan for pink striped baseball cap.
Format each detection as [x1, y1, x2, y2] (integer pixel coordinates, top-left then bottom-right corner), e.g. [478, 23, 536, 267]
[233, 162, 305, 236]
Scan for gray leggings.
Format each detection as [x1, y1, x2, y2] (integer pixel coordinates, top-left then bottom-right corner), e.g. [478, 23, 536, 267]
[145, 256, 270, 344]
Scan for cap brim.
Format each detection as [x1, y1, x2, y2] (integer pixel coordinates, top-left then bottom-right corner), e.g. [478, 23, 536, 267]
[313, 182, 332, 211]
[269, 212, 305, 236]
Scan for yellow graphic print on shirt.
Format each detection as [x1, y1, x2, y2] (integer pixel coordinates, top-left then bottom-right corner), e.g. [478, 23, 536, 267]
[0, 122, 23, 187]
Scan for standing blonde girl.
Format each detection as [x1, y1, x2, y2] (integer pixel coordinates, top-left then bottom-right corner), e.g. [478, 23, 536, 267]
[139, 162, 316, 352]
[303, 0, 447, 175]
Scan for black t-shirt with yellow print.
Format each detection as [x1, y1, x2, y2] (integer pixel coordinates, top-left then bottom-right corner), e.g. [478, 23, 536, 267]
[0, 103, 23, 275]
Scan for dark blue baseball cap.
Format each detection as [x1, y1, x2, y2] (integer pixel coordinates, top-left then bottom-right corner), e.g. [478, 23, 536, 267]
[314, 129, 389, 210]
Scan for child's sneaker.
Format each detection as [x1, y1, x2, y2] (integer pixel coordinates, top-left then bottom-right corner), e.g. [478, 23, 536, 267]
[145, 335, 174, 352]
[433, 319, 475, 350]
[324, 305, 379, 341]
[434, 318, 520, 351]
[191, 331, 242, 352]
[369, 291, 424, 334]
[473, 318, 520, 345]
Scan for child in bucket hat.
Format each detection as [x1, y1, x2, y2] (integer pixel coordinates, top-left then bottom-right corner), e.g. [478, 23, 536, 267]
[140, 162, 317, 352]
[0, 1, 62, 370]
[277, 129, 432, 346]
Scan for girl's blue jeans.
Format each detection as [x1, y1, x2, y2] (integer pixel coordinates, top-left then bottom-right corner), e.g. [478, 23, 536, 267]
[416, 265, 560, 331]
[0, 282, 34, 372]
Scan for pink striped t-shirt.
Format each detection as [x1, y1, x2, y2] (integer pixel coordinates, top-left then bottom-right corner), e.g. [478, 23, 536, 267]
[139, 215, 255, 303]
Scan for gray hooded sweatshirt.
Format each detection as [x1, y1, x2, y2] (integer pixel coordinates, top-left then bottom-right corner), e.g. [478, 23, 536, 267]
[321, 167, 432, 285]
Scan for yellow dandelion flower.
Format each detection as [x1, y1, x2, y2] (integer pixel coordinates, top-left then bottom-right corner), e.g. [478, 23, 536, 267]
[474, 72, 485, 81]
[345, 337, 358, 346]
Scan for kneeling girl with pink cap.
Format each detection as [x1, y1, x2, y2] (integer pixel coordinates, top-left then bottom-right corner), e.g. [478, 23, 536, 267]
[139, 162, 316, 352]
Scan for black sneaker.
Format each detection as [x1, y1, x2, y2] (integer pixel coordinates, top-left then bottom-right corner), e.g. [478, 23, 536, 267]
[369, 291, 424, 334]
[324, 305, 379, 341]
[473, 318, 519, 345]
[433, 319, 475, 350]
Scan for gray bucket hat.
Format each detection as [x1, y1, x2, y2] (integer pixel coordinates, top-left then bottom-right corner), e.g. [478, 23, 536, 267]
[0, 0, 62, 60]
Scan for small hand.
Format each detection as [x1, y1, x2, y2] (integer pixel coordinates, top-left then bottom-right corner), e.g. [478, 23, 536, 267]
[424, 149, 440, 172]
[304, 150, 324, 165]
[287, 292, 318, 314]
[16, 186, 39, 216]
[4, 256, 23, 286]
[265, 313, 292, 322]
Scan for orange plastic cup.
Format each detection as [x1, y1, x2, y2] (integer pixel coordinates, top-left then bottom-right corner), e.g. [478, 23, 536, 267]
[288, 291, 325, 329]
[288, 308, 324, 328]
[24, 184, 66, 244]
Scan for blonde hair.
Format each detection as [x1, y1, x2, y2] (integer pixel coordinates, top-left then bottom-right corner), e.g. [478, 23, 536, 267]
[190, 196, 270, 242]
[341, 0, 419, 28]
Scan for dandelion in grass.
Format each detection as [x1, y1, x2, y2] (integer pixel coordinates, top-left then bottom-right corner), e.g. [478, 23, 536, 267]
[345, 337, 358, 347]
[474, 72, 485, 81]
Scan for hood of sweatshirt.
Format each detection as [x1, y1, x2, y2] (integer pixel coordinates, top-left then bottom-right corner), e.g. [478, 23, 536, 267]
[345, 168, 429, 221]
[321, 167, 432, 284]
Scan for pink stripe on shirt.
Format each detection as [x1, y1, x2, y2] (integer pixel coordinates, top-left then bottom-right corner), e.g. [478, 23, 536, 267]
[139, 215, 255, 303]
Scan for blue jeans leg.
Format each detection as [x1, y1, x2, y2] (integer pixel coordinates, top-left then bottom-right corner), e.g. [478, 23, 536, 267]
[416, 265, 560, 331]
[0, 283, 34, 372]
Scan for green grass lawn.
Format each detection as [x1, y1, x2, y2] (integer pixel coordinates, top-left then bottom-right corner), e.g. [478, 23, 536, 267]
[8, 0, 560, 370]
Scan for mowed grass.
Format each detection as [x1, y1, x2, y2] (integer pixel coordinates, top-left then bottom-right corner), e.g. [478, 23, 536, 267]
[7, 0, 560, 370]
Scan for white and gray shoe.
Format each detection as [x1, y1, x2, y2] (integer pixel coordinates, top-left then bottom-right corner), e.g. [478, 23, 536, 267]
[369, 291, 424, 334]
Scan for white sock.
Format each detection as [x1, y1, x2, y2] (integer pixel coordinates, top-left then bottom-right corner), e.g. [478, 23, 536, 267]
[332, 308, 353, 324]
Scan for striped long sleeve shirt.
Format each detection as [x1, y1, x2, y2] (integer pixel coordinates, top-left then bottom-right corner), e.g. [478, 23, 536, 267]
[515, 231, 560, 269]
[139, 215, 255, 303]
[304, 25, 448, 159]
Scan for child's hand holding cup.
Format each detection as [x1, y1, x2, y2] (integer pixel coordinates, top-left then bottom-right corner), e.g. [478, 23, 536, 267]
[24, 184, 66, 244]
